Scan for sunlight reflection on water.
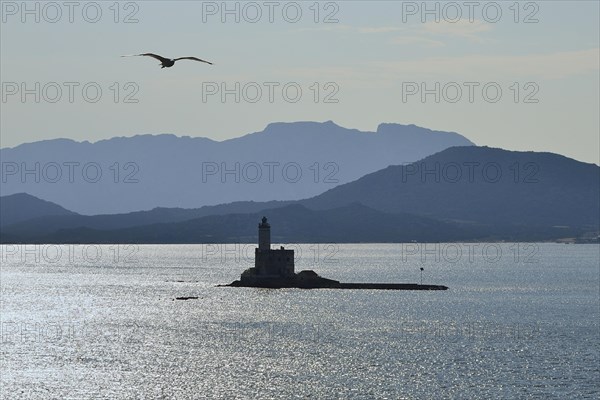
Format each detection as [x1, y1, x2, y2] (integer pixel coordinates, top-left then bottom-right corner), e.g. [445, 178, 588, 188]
[1, 243, 598, 399]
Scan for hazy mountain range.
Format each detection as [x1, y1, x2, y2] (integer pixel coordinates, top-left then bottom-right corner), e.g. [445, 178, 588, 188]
[2, 146, 598, 243]
[0, 121, 473, 214]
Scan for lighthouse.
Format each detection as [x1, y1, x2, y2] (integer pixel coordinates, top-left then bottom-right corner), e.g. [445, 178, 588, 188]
[253, 217, 294, 278]
[227, 217, 448, 290]
[258, 216, 270, 251]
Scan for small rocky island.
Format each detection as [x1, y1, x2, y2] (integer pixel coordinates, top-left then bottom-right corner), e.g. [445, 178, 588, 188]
[221, 217, 448, 290]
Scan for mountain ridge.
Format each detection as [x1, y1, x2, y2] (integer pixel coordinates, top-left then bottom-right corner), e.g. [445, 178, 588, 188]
[1, 121, 474, 214]
[2, 145, 597, 243]
[2, 121, 470, 150]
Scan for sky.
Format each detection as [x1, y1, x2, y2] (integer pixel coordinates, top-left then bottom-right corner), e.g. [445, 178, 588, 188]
[1, 0, 599, 164]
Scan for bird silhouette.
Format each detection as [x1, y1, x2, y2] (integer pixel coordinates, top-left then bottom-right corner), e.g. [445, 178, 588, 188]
[122, 53, 213, 68]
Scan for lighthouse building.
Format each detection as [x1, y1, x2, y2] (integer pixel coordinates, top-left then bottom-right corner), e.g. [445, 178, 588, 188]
[253, 217, 294, 278]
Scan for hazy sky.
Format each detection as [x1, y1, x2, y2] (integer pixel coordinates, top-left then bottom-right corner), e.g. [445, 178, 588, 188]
[1, 0, 598, 163]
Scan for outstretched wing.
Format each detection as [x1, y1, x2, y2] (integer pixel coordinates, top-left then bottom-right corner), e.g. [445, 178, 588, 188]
[173, 56, 213, 65]
[137, 53, 172, 63]
[121, 53, 172, 63]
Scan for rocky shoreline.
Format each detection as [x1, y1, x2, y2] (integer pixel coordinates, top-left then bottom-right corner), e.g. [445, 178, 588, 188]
[220, 270, 448, 290]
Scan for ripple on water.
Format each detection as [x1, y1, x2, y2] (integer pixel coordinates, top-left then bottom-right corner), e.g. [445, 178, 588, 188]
[1, 244, 598, 399]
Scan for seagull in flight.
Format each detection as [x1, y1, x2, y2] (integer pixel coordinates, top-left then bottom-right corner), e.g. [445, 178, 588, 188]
[122, 53, 213, 68]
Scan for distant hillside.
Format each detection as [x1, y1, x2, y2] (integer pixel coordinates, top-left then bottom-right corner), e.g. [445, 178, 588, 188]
[1, 198, 291, 237]
[2, 201, 587, 244]
[0, 193, 77, 227]
[0, 121, 474, 214]
[1, 146, 597, 243]
[302, 146, 600, 229]
[1, 203, 486, 244]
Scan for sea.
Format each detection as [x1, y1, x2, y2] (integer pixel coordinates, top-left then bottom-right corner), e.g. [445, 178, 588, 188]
[1, 243, 598, 399]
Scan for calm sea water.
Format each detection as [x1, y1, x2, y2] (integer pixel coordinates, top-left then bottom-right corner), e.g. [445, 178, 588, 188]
[1, 243, 598, 399]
